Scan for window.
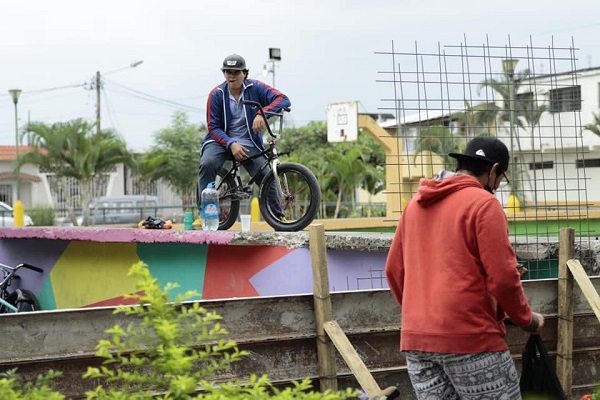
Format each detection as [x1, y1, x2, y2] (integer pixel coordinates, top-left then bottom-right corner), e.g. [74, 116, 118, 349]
[549, 86, 581, 113]
[576, 158, 600, 168]
[529, 161, 554, 170]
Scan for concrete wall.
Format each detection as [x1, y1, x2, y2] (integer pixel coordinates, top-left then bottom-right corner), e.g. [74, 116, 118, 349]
[1, 278, 598, 399]
[0, 227, 598, 312]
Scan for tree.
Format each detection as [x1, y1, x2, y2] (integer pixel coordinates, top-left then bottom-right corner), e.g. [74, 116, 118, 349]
[584, 112, 600, 137]
[20, 119, 132, 226]
[278, 122, 386, 218]
[129, 151, 169, 216]
[151, 112, 205, 210]
[479, 67, 548, 206]
[451, 100, 499, 138]
[414, 126, 462, 171]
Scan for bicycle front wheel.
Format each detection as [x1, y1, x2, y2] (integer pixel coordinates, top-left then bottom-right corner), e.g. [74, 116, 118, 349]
[259, 162, 321, 232]
[7, 289, 41, 312]
[216, 169, 240, 231]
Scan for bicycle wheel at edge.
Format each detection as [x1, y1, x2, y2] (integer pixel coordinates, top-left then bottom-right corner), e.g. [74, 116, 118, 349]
[216, 169, 240, 231]
[259, 162, 321, 232]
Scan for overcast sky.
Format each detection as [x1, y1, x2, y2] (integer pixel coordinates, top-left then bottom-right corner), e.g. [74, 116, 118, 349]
[1, 0, 599, 152]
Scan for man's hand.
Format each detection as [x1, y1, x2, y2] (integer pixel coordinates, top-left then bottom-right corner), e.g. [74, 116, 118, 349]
[230, 142, 249, 161]
[522, 312, 545, 333]
[252, 114, 266, 133]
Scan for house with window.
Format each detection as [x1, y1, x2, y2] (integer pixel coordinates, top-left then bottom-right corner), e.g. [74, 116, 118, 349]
[509, 66, 600, 203]
[386, 66, 600, 207]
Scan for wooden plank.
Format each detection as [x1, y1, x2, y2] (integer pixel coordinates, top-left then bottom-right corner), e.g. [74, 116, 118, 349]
[309, 224, 338, 392]
[567, 259, 600, 322]
[323, 320, 381, 397]
[557, 228, 575, 399]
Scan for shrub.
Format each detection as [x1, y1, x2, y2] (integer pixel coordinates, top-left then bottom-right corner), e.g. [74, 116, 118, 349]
[27, 205, 56, 226]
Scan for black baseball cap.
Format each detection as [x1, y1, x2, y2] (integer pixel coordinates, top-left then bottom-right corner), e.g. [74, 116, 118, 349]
[221, 54, 247, 71]
[449, 136, 509, 173]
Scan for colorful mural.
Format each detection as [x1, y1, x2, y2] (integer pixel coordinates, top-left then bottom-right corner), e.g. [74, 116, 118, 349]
[0, 236, 389, 310]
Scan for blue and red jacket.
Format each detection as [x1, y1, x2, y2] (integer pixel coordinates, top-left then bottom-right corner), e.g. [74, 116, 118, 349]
[202, 79, 291, 152]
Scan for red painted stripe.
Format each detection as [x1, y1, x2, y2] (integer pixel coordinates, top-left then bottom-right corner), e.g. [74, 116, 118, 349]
[206, 87, 227, 146]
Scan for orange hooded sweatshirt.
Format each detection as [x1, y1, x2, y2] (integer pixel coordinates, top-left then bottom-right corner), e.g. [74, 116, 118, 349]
[385, 174, 533, 353]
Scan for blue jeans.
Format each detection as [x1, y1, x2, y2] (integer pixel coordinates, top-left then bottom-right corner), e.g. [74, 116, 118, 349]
[197, 142, 283, 216]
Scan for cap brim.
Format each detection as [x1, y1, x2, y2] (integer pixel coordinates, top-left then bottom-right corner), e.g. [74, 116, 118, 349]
[221, 67, 246, 71]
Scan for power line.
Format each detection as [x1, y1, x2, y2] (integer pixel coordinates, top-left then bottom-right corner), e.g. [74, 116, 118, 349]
[104, 79, 203, 114]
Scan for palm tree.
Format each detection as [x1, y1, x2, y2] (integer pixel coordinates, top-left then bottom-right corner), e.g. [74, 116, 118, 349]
[327, 147, 366, 219]
[130, 151, 169, 216]
[451, 101, 500, 138]
[480, 67, 548, 206]
[584, 112, 600, 137]
[19, 119, 132, 226]
[414, 126, 462, 171]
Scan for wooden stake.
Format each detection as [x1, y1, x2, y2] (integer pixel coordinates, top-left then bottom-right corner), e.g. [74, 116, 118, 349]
[557, 228, 574, 399]
[309, 224, 338, 392]
[323, 320, 381, 397]
[567, 259, 600, 322]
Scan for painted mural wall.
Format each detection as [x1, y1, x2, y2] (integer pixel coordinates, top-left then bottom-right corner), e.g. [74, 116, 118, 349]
[0, 237, 389, 311]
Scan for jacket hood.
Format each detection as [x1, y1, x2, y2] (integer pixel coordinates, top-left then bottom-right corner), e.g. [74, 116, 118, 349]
[415, 174, 484, 207]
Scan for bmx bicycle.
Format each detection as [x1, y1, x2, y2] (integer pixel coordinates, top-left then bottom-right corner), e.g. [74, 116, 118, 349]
[0, 262, 43, 313]
[215, 100, 321, 232]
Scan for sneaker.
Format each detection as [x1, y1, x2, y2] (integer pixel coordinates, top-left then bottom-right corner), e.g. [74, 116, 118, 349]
[279, 215, 289, 223]
[192, 216, 202, 229]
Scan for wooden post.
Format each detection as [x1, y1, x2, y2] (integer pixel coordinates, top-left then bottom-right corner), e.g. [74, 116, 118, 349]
[556, 227, 575, 399]
[309, 224, 338, 392]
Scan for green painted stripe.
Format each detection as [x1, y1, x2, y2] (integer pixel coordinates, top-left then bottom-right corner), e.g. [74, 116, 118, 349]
[37, 275, 57, 310]
[137, 243, 208, 301]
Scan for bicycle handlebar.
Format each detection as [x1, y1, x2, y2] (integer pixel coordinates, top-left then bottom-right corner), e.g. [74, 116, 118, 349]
[19, 263, 44, 273]
[0, 262, 44, 275]
[241, 100, 289, 139]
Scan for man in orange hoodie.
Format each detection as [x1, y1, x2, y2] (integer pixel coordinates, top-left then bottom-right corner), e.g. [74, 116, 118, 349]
[385, 136, 544, 399]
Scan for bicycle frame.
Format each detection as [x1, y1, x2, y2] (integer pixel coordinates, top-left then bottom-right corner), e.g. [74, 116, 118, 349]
[0, 262, 44, 313]
[215, 101, 287, 201]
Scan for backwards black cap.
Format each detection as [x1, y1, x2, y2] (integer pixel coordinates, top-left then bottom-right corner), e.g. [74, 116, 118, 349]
[449, 136, 509, 173]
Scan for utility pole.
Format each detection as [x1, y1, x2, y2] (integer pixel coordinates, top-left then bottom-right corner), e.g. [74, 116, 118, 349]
[93, 61, 143, 134]
[96, 71, 101, 133]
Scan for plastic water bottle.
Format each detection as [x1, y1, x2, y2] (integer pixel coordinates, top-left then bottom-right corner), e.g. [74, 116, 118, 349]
[201, 182, 219, 231]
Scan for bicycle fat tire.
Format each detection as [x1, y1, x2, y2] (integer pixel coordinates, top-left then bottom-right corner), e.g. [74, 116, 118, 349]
[259, 162, 321, 232]
[7, 289, 41, 312]
[216, 169, 240, 231]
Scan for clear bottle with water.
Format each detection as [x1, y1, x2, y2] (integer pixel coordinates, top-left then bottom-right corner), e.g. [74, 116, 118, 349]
[201, 181, 219, 231]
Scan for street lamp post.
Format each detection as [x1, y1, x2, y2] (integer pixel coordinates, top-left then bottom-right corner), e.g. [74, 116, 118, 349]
[502, 58, 519, 208]
[263, 48, 281, 88]
[8, 89, 22, 201]
[94, 60, 144, 133]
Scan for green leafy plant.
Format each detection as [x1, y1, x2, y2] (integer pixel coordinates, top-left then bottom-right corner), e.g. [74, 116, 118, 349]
[0, 369, 64, 400]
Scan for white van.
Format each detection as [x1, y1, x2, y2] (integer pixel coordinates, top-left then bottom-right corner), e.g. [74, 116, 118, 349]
[90, 195, 159, 225]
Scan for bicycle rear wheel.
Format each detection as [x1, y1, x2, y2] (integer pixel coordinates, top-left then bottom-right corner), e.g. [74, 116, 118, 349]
[259, 162, 321, 232]
[7, 289, 41, 312]
[216, 169, 240, 231]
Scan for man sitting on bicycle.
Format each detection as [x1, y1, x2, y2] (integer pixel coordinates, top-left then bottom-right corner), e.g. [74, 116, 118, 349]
[197, 54, 291, 223]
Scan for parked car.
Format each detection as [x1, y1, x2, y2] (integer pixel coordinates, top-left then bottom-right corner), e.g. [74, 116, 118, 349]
[0, 201, 34, 227]
[90, 195, 160, 225]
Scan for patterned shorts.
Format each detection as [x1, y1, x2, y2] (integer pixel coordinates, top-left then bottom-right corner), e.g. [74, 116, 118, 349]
[404, 350, 521, 400]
